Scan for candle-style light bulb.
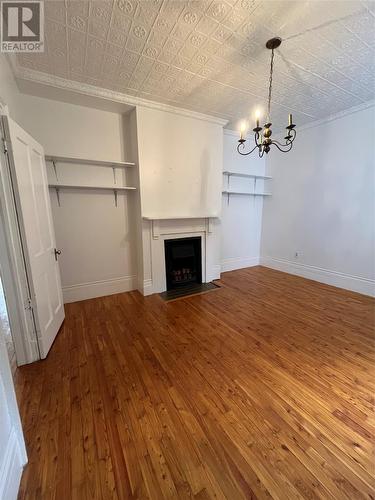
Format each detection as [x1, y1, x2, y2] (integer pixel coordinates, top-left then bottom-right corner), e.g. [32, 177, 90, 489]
[255, 110, 261, 128]
[288, 113, 292, 126]
[240, 121, 247, 140]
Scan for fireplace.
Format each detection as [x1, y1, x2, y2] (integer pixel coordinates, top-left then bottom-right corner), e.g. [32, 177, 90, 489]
[164, 237, 202, 291]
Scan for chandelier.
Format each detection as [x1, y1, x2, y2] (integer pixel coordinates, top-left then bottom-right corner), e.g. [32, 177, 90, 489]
[237, 37, 296, 158]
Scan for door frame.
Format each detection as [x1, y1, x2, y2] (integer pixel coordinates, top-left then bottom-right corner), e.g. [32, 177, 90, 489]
[0, 276, 28, 497]
[0, 107, 39, 365]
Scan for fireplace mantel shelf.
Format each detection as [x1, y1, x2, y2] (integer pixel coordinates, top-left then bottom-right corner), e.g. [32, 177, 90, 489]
[143, 216, 217, 240]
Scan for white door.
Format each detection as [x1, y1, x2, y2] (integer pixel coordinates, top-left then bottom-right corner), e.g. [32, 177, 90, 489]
[2, 116, 64, 358]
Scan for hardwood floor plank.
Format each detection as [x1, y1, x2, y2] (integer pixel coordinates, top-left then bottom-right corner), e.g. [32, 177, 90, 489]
[15, 267, 375, 499]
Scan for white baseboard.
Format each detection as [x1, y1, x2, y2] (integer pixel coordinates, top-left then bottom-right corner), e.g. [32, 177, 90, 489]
[261, 256, 375, 297]
[221, 256, 260, 273]
[207, 264, 221, 282]
[0, 430, 24, 500]
[63, 275, 137, 303]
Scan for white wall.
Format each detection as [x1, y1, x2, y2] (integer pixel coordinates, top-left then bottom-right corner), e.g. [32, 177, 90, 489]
[261, 104, 375, 296]
[136, 106, 223, 218]
[133, 106, 224, 293]
[16, 94, 127, 161]
[0, 54, 17, 111]
[5, 86, 227, 300]
[14, 94, 138, 302]
[221, 131, 266, 272]
[0, 54, 23, 123]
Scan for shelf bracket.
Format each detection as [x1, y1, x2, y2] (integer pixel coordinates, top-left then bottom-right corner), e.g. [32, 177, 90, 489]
[254, 177, 257, 195]
[55, 187, 61, 207]
[52, 160, 58, 182]
[112, 166, 116, 185]
[114, 189, 118, 207]
[227, 192, 230, 205]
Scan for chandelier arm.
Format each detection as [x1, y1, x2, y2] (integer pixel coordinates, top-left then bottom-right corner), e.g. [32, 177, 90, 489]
[258, 147, 265, 158]
[272, 127, 297, 148]
[271, 139, 286, 147]
[237, 142, 259, 156]
[285, 128, 297, 144]
[272, 141, 293, 153]
[272, 139, 294, 148]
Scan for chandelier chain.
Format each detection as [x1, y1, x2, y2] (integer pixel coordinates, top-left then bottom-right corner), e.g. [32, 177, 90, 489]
[267, 48, 275, 121]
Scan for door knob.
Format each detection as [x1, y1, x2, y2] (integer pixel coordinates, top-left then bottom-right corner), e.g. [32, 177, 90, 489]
[54, 248, 62, 261]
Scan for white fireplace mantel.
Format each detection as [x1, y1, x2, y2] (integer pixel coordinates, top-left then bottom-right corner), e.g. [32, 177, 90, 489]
[140, 216, 221, 295]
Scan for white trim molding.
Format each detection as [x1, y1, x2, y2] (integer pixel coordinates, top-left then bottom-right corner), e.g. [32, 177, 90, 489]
[261, 256, 375, 297]
[142, 279, 154, 297]
[223, 128, 241, 137]
[152, 230, 207, 294]
[296, 99, 375, 133]
[62, 275, 137, 303]
[221, 256, 260, 273]
[209, 264, 222, 282]
[0, 429, 24, 500]
[15, 67, 228, 127]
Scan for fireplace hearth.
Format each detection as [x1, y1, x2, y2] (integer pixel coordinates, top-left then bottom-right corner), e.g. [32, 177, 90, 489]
[164, 237, 202, 291]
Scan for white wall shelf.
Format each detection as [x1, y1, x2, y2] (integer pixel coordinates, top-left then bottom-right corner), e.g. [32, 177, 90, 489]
[49, 183, 136, 191]
[48, 183, 136, 207]
[222, 190, 271, 204]
[223, 171, 272, 180]
[45, 155, 136, 168]
[46, 155, 138, 207]
[142, 215, 218, 220]
[222, 191, 271, 196]
[223, 170, 272, 203]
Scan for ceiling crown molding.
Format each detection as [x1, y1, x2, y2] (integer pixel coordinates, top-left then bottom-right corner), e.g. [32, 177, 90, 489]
[296, 99, 375, 133]
[223, 129, 241, 137]
[15, 66, 228, 127]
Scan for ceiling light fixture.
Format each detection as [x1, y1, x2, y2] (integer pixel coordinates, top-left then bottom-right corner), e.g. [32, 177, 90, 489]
[237, 37, 296, 158]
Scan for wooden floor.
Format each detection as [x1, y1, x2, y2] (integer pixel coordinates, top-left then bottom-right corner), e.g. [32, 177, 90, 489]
[15, 267, 375, 499]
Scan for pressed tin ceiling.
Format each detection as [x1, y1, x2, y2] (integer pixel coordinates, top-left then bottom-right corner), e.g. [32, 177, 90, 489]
[15, 0, 375, 129]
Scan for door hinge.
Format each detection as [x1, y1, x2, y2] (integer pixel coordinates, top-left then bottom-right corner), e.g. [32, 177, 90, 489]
[25, 297, 34, 311]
